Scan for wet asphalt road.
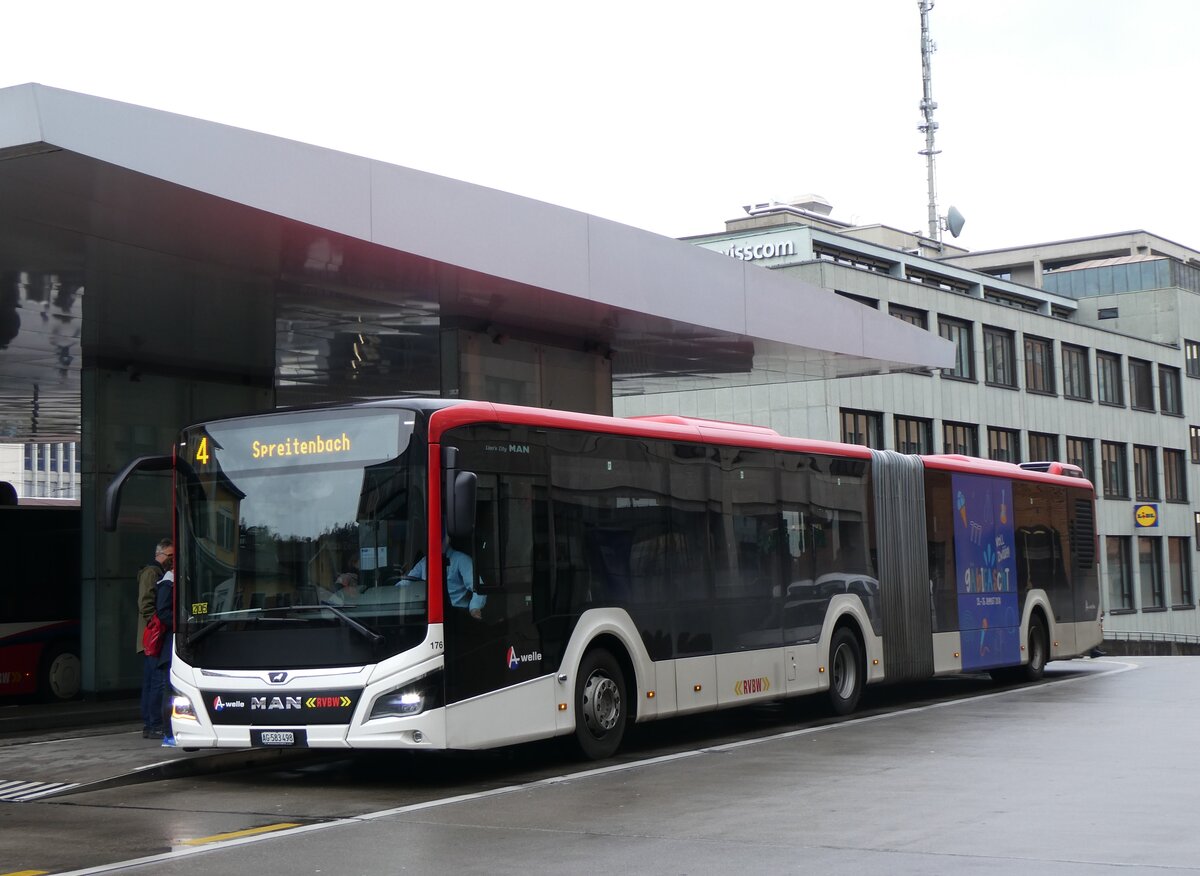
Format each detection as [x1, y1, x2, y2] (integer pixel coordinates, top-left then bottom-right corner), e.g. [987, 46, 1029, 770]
[1, 657, 1188, 875]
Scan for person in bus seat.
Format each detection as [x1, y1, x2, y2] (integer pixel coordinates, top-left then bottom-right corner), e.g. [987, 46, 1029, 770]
[402, 536, 486, 619]
[327, 572, 360, 606]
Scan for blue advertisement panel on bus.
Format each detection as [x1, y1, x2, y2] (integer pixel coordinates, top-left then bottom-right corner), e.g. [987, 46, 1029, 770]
[953, 474, 1020, 671]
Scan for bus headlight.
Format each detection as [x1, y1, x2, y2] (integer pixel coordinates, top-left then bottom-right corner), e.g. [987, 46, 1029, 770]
[369, 670, 443, 721]
[171, 692, 198, 721]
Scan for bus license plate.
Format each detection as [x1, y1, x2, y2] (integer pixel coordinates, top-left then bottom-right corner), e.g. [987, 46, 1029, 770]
[252, 729, 307, 747]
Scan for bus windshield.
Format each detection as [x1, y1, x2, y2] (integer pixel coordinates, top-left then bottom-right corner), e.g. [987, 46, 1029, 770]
[176, 407, 429, 670]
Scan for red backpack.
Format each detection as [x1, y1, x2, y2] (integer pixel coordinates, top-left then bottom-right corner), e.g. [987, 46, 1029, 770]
[143, 614, 165, 657]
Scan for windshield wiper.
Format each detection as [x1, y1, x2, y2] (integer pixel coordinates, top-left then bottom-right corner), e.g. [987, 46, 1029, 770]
[269, 604, 385, 646]
[186, 617, 229, 647]
[185, 608, 264, 646]
[186, 604, 384, 647]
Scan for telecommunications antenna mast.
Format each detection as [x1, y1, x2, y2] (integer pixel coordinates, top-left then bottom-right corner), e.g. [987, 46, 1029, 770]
[917, 0, 941, 241]
[917, 1, 964, 244]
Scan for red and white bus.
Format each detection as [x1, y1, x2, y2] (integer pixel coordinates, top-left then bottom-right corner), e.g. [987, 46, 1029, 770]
[0, 500, 82, 701]
[106, 399, 1102, 758]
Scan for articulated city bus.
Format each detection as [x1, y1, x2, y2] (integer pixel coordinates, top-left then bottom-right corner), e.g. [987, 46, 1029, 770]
[105, 399, 1102, 758]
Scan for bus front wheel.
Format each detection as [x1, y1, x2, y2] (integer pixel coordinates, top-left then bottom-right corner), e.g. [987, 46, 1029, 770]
[828, 627, 864, 716]
[574, 648, 627, 760]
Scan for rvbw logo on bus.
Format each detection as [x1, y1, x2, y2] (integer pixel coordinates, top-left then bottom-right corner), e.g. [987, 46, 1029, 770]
[505, 646, 542, 670]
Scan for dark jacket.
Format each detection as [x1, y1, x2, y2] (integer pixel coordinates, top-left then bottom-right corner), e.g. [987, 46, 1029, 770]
[136, 561, 163, 653]
[154, 571, 174, 669]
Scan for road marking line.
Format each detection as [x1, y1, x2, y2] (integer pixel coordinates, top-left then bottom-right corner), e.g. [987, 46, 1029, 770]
[1, 869, 50, 875]
[0, 780, 81, 803]
[54, 660, 1136, 875]
[182, 822, 303, 845]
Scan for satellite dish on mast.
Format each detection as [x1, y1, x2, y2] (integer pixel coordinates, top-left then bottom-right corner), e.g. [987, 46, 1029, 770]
[945, 205, 966, 238]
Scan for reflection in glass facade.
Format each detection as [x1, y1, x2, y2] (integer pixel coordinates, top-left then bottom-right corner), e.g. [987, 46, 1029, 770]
[20, 441, 80, 500]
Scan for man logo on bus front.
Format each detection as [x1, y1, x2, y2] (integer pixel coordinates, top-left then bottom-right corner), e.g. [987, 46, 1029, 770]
[268, 671, 288, 684]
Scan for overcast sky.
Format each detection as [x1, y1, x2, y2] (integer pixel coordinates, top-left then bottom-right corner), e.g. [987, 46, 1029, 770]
[4, 1, 1197, 252]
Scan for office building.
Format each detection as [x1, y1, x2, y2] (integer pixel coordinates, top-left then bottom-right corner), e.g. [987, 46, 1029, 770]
[616, 198, 1200, 641]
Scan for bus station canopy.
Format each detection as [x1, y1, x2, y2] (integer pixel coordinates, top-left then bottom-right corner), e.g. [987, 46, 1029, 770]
[0, 83, 952, 441]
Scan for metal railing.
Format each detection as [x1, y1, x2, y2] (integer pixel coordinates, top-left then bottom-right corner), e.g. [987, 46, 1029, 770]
[1104, 629, 1200, 645]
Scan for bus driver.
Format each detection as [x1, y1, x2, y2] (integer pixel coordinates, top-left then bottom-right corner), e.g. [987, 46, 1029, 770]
[402, 536, 486, 620]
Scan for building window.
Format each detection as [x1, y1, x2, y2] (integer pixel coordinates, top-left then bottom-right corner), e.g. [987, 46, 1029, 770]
[1139, 536, 1165, 610]
[1097, 351, 1124, 406]
[1107, 536, 1133, 611]
[889, 304, 927, 328]
[841, 409, 883, 449]
[943, 421, 978, 457]
[1062, 344, 1090, 401]
[1160, 365, 1183, 415]
[1165, 449, 1187, 502]
[938, 317, 975, 380]
[1066, 437, 1094, 483]
[1192, 426, 1200, 464]
[988, 427, 1019, 462]
[894, 416, 933, 454]
[1134, 445, 1158, 501]
[1187, 339, 1200, 378]
[1169, 537, 1193, 606]
[1028, 432, 1058, 462]
[1129, 359, 1154, 411]
[1024, 335, 1055, 395]
[1101, 441, 1128, 499]
[983, 327, 1017, 388]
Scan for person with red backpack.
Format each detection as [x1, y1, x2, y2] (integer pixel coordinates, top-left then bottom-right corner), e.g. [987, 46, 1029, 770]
[152, 565, 175, 744]
[137, 539, 172, 738]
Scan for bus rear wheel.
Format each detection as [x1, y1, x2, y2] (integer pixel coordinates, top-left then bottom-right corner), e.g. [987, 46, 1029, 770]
[574, 648, 627, 760]
[1022, 615, 1048, 682]
[828, 627, 864, 716]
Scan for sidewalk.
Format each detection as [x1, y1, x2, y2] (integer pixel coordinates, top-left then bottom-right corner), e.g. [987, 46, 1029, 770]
[0, 697, 323, 802]
[0, 696, 140, 738]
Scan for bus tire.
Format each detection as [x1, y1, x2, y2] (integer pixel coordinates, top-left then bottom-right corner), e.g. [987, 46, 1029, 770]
[39, 643, 81, 702]
[828, 626, 864, 716]
[1022, 614, 1048, 682]
[574, 648, 627, 760]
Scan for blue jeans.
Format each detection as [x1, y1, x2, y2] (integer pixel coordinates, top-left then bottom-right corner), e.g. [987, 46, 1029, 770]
[144, 655, 165, 730]
[141, 654, 158, 729]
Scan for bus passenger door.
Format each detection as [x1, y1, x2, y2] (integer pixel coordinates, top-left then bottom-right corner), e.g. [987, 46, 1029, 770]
[710, 448, 784, 708]
[441, 429, 550, 712]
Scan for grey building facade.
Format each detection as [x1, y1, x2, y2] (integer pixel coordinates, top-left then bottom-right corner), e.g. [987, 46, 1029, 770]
[618, 200, 1200, 643]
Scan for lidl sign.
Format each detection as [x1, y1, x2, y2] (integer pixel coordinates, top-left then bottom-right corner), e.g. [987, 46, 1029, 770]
[1134, 504, 1159, 527]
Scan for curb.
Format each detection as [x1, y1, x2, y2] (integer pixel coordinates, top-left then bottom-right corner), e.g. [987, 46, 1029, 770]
[0, 706, 141, 737]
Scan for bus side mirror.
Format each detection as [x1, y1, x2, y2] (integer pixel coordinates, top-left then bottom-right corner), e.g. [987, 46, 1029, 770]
[447, 471, 477, 541]
[441, 446, 477, 541]
[104, 454, 174, 531]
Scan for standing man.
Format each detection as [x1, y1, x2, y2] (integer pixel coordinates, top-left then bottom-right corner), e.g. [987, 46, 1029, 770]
[137, 538, 172, 738]
[154, 565, 175, 744]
